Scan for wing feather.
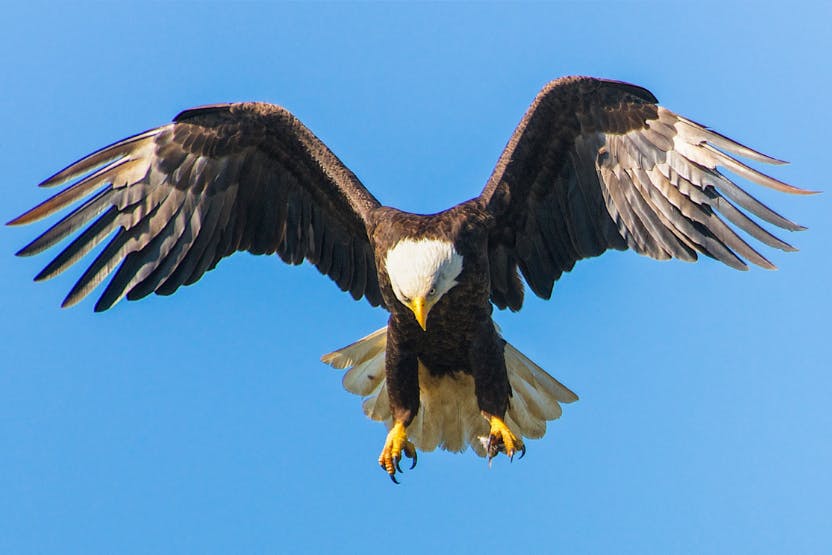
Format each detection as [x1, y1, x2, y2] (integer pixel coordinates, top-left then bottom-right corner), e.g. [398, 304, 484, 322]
[10, 102, 383, 309]
[480, 76, 811, 309]
[33, 207, 120, 282]
[98, 192, 197, 311]
[17, 187, 115, 257]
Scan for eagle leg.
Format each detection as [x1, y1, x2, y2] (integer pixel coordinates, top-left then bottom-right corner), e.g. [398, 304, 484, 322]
[378, 420, 417, 483]
[481, 412, 526, 464]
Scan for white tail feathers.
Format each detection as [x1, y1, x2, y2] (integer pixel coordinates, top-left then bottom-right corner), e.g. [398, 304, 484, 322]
[321, 326, 578, 457]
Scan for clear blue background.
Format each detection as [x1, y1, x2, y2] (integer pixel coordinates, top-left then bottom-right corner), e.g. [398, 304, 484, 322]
[2, 3, 829, 554]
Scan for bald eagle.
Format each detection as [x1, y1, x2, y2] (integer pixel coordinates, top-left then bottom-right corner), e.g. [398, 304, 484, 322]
[10, 76, 810, 482]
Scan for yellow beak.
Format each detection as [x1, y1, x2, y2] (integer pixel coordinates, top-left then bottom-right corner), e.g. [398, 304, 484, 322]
[410, 296, 429, 331]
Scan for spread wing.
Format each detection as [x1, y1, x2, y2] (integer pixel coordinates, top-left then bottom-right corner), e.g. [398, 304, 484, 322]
[480, 76, 813, 311]
[9, 102, 383, 310]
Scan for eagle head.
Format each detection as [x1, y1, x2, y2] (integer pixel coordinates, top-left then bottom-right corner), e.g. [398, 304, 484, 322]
[385, 238, 463, 331]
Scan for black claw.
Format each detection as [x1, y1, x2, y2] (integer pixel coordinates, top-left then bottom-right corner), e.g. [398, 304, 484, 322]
[408, 450, 418, 470]
[518, 444, 526, 460]
[486, 436, 497, 461]
[389, 473, 399, 485]
[395, 458, 402, 474]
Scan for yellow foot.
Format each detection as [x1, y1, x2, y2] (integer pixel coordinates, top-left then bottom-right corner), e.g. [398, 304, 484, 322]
[481, 412, 526, 463]
[378, 421, 417, 484]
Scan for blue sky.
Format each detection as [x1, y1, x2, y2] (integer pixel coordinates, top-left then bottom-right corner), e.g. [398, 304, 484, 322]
[2, 3, 829, 554]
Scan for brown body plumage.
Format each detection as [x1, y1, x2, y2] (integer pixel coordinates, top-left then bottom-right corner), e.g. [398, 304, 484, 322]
[371, 202, 507, 423]
[9, 76, 811, 482]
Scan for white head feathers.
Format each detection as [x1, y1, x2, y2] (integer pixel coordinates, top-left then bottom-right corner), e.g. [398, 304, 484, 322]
[385, 238, 463, 310]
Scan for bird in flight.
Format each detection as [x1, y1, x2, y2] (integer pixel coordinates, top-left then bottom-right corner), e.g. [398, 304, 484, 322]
[10, 76, 811, 483]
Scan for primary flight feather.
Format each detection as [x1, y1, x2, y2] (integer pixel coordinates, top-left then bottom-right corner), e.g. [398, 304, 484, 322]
[10, 76, 811, 482]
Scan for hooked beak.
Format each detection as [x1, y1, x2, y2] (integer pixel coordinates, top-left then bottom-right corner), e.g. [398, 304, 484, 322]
[410, 296, 429, 331]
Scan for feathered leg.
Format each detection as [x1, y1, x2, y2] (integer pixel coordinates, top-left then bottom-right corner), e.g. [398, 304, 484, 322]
[471, 322, 525, 462]
[378, 319, 419, 483]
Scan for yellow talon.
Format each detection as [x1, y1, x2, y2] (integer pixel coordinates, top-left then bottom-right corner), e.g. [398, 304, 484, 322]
[482, 412, 526, 463]
[378, 421, 417, 483]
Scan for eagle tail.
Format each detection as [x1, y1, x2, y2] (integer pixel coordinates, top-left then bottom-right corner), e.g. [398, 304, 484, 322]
[321, 326, 578, 457]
